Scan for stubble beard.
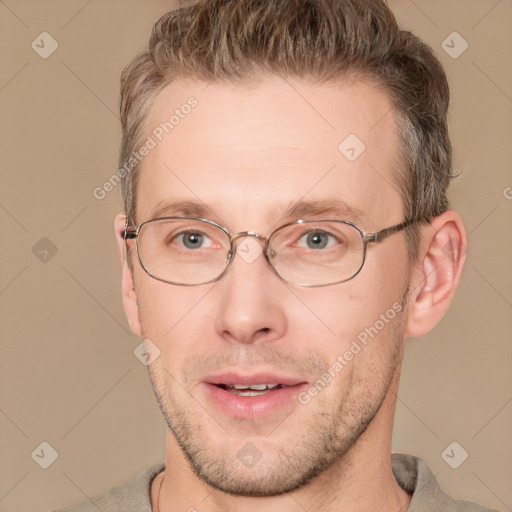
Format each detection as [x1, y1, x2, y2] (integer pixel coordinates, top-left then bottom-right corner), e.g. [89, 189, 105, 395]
[145, 296, 408, 497]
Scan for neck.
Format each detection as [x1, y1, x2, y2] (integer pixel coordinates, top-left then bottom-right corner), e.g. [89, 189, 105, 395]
[152, 375, 411, 512]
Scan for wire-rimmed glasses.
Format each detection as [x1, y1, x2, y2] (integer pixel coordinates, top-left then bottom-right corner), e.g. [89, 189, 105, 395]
[124, 217, 415, 287]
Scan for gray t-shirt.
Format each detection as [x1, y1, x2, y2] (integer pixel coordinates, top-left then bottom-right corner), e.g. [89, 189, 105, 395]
[52, 453, 500, 511]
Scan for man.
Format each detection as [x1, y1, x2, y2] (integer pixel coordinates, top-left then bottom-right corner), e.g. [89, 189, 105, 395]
[54, 0, 499, 510]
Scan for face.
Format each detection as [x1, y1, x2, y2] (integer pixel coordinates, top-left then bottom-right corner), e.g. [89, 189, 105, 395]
[124, 76, 412, 496]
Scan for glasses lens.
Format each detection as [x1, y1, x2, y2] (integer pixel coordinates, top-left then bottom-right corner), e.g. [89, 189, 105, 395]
[137, 218, 231, 285]
[268, 221, 365, 286]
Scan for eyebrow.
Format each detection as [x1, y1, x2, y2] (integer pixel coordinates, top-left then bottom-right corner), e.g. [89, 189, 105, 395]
[277, 198, 366, 225]
[148, 199, 213, 221]
[145, 198, 366, 227]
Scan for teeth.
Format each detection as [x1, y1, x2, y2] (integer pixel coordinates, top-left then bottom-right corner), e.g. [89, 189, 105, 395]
[248, 384, 267, 390]
[242, 390, 269, 396]
[231, 383, 280, 390]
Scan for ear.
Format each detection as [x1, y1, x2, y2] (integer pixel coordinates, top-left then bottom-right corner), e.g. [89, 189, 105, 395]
[406, 211, 467, 338]
[114, 214, 142, 338]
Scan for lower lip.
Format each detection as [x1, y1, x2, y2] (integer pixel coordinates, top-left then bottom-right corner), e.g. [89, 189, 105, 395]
[202, 383, 308, 419]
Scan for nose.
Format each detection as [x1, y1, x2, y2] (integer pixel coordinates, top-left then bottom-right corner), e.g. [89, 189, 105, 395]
[214, 234, 288, 345]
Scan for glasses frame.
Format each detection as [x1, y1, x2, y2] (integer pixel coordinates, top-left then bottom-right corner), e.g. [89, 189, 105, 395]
[124, 216, 415, 287]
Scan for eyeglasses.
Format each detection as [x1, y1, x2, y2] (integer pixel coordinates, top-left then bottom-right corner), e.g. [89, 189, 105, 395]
[123, 217, 415, 287]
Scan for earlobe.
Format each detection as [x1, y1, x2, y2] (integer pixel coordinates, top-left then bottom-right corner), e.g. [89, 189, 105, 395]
[114, 214, 142, 338]
[406, 211, 467, 338]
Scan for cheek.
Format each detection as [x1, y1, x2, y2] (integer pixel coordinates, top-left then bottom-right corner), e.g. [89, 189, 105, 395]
[300, 294, 406, 407]
[300, 284, 404, 338]
[135, 275, 215, 347]
[295, 272, 408, 368]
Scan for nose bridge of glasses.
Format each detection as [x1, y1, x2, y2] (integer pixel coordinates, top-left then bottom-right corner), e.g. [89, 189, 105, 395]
[231, 231, 264, 241]
[229, 231, 269, 254]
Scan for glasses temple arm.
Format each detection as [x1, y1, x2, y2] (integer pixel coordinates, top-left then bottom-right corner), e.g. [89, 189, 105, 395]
[363, 219, 416, 243]
[123, 224, 138, 240]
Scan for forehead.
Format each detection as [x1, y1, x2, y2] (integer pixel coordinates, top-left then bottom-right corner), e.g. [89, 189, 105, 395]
[136, 76, 403, 229]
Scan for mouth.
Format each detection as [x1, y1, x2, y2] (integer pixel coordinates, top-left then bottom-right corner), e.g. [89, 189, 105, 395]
[202, 373, 308, 418]
[214, 383, 287, 396]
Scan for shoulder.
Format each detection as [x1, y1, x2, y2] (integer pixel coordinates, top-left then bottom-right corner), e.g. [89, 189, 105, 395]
[392, 453, 501, 512]
[48, 462, 165, 512]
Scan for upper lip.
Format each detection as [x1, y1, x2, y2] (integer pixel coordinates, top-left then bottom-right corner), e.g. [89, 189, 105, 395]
[204, 372, 308, 387]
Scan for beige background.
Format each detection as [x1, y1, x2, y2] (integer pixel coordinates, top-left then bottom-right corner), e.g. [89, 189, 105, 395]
[1, 1, 511, 511]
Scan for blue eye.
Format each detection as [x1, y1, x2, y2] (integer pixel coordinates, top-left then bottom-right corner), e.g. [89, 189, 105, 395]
[176, 232, 212, 249]
[298, 230, 336, 250]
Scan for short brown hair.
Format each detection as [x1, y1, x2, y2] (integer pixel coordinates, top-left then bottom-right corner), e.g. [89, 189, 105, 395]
[119, 0, 456, 260]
